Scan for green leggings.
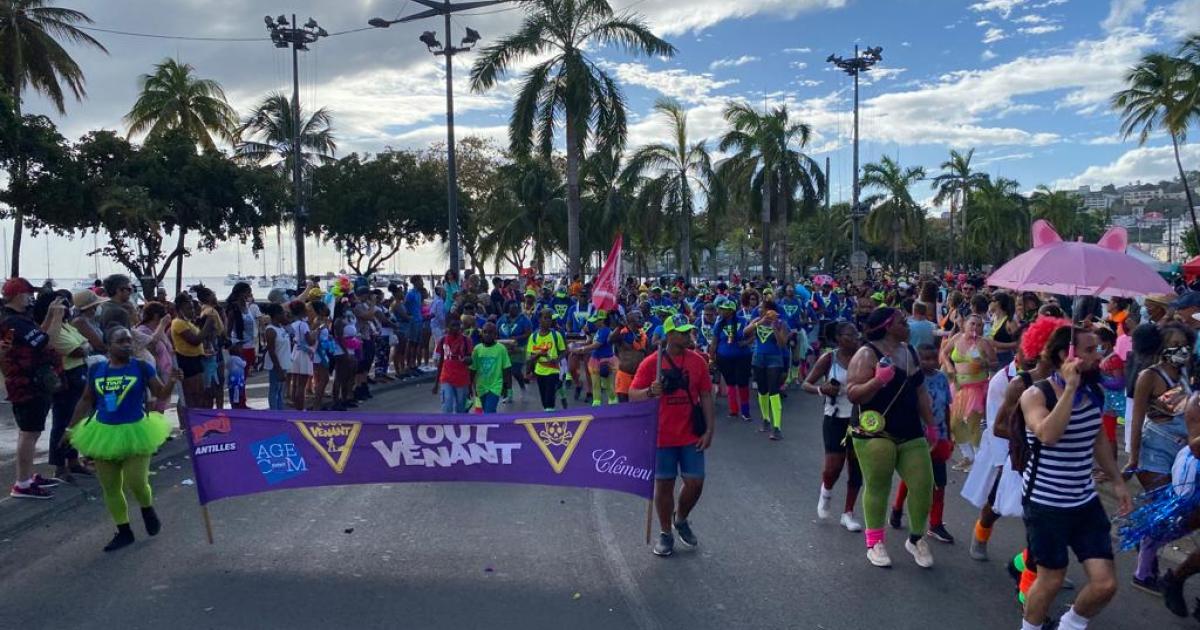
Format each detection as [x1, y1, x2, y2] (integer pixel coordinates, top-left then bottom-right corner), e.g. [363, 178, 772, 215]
[94, 455, 153, 525]
[853, 436, 933, 536]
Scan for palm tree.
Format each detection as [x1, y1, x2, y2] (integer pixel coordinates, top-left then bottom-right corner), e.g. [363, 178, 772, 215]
[622, 98, 716, 281]
[469, 0, 674, 280]
[930, 148, 988, 271]
[718, 103, 825, 280]
[1029, 185, 1084, 237]
[965, 177, 1027, 265]
[861, 155, 926, 269]
[1112, 52, 1200, 241]
[125, 58, 236, 151]
[235, 92, 336, 173]
[478, 157, 566, 274]
[0, 0, 106, 275]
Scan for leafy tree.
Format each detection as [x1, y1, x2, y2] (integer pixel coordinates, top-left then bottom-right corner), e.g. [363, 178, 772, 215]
[125, 58, 237, 151]
[308, 151, 446, 277]
[623, 98, 717, 280]
[930, 148, 988, 270]
[964, 177, 1028, 266]
[478, 156, 567, 275]
[579, 146, 631, 273]
[1029, 186, 1085, 237]
[0, 0, 107, 275]
[469, 0, 675, 279]
[861, 155, 926, 269]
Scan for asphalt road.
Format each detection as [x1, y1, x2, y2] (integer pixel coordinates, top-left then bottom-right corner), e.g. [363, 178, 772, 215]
[0, 382, 1194, 630]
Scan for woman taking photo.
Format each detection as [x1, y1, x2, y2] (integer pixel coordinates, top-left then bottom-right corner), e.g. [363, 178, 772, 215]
[133, 302, 173, 414]
[803, 321, 864, 531]
[224, 282, 256, 409]
[64, 325, 180, 552]
[41, 290, 94, 482]
[170, 293, 214, 412]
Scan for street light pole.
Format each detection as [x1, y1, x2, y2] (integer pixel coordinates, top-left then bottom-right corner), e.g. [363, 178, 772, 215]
[370, 1, 511, 278]
[828, 45, 882, 274]
[265, 15, 327, 286]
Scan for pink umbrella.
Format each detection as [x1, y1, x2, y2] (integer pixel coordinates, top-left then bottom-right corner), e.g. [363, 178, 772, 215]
[987, 220, 1172, 298]
[812, 274, 834, 286]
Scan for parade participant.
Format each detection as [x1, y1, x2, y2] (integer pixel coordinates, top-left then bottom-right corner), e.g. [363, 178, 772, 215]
[941, 314, 997, 471]
[526, 309, 568, 412]
[890, 343, 955, 543]
[470, 322, 511, 413]
[940, 291, 965, 337]
[498, 301, 533, 402]
[45, 291, 95, 482]
[224, 282, 257, 407]
[846, 307, 937, 569]
[64, 325, 179, 551]
[404, 276, 426, 376]
[1125, 321, 1194, 593]
[287, 300, 315, 410]
[431, 316, 473, 414]
[1018, 325, 1130, 630]
[739, 289, 760, 322]
[907, 302, 936, 350]
[262, 303, 292, 411]
[574, 310, 617, 406]
[170, 292, 213, 412]
[711, 299, 753, 421]
[614, 310, 649, 403]
[134, 301, 173, 415]
[778, 285, 805, 385]
[988, 293, 1020, 368]
[746, 302, 790, 440]
[630, 314, 715, 557]
[193, 286, 226, 410]
[310, 301, 335, 411]
[803, 321, 863, 531]
[565, 292, 593, 402]
[963, 316, 1064, 561]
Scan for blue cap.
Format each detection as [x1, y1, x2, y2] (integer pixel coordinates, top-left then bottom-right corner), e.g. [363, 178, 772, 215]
[1171, 292, 1200, 310]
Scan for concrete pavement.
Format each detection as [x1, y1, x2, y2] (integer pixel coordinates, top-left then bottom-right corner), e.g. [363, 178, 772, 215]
[0, 383, 1195, 629]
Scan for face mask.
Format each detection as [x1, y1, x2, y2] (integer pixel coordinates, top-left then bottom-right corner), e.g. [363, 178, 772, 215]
[1164, 345, 1191, 367]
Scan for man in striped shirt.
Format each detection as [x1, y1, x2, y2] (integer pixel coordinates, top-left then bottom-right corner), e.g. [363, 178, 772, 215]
[1018, 326, 1132, 630]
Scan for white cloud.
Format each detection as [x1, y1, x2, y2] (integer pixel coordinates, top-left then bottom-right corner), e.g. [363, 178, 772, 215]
[969, 0, 1029, 18]
[783, 47, 812, 54]
[982, 49, 998, 60]
[901, 42, 912, 47]
[1053, 143, 1200, 188]
[1013, 14, 1048, 23]
[1032, 0, 1069, 7]
[632, 0, 848, 36]
[1152, 0, 1200, 37]
[600, 62, 737, 105]
[791, 61, 809, 70]
[1019, 24, 1063, 34]
[1084, 134, 1128, 145]
[976, 19, 993, 26]
[983, 27, 1007, 44]
[796, 79, 823, 87]
[1101, 0, 1148, 31]
[710, 55, 760, 70]
[976, 152, 1035, 166]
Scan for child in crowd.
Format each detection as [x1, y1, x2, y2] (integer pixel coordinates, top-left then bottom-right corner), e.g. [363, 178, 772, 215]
[890, 344, 955, 543]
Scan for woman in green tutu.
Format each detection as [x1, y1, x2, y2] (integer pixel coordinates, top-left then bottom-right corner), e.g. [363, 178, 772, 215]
[63, 325, 181, 552]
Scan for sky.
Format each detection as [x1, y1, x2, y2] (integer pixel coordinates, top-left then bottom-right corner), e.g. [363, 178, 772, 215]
[6, 0, 1200, 281]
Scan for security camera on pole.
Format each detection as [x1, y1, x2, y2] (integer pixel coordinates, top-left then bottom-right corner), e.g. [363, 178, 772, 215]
[827, 45, 882, 277]
[370, 1, 512, 278]
[264, 15, 328, 287]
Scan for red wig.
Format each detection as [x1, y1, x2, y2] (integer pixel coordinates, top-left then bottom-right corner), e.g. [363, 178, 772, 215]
[1020, 316, 1071, 361]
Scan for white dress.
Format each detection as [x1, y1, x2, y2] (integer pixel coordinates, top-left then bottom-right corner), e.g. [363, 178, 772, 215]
[962, 361, 1027, 516]
[289, 320, 314, 376]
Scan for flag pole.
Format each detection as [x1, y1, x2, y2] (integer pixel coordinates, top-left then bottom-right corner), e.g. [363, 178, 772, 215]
[645, 499, 653, 545]
[175, 374, 215, 545]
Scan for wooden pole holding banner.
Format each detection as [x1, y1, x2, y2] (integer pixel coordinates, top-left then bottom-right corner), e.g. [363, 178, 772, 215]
[646, 335, 666, 545]
[201, 505, 214, 545]
[645, 499, 653, 545]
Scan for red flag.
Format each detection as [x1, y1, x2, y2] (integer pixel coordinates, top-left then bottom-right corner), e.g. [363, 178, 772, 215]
[591, 235, 622, 312]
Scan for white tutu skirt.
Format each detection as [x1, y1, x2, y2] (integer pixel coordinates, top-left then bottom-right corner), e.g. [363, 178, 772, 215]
[290, 348, 314, 376]
[961, 430, 1025, 517]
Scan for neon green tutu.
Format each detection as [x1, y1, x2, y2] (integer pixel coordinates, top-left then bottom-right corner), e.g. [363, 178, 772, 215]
[69, 412, 172, 461]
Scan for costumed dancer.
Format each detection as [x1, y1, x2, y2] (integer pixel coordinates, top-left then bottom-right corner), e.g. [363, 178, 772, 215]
[745, 303, 789, 441]
[941, 314, 997, 471]
[802, 321, 864, 532]
[64, 326, 179, 552]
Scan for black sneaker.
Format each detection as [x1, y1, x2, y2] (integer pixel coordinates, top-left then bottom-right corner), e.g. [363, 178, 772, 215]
[927, 524, 955, 544]
[770, 428, 783, 441]
[653, 532, 674, 557]
[1133, 573, 1163, 596]
[141, 506, 161, 536]
[889, 509, 903, 530]
[741, 413, 753, 422]
[759, 419, 770, 433]
[1162, 570, 1188, 616]
[103, 524, 135, 552]
[674, 519, 698, 547]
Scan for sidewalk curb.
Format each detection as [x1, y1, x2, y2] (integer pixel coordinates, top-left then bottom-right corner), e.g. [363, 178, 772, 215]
[0, 372, 434, 541]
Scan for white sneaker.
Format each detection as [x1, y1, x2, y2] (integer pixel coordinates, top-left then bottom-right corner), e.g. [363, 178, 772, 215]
[817, 486, 832, 519]
[905, 538, 934, 568]
[867, 542, 892, 568]
[840, 512, 863, 532]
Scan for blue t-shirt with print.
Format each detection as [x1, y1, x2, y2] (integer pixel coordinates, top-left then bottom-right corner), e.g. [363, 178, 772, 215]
[712, 315, 751, 358]
[925, 369, 951, 440]
[89, 359, 155, 425]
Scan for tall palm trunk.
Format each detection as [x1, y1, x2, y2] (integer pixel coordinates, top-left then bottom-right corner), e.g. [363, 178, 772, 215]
[174, 229, 186, 294]
[776, 185, 789, 282]
[9, 85, 23, 277]
[1172, 135, 1200, 242]
[892, 213, 902, 270]
[564, 119, 583, 279]
[760, 171, 772, 279]
[679, 177, 692, 281]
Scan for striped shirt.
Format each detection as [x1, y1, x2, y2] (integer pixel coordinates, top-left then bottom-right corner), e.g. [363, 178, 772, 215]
[1023, 381, 1102, 508]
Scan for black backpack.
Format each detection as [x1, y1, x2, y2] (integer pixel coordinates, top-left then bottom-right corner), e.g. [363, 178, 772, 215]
[1005, 373, 1041, 473]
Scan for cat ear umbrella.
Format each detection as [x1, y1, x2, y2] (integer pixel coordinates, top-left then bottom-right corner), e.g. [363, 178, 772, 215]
[987, 220, 1172, 299]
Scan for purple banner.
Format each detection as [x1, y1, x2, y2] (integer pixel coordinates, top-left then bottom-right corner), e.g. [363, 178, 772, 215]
[183, 401, 659, 505]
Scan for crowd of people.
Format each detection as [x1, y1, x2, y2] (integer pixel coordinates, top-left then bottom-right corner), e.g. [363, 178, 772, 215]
[6, 265, 1200, 628]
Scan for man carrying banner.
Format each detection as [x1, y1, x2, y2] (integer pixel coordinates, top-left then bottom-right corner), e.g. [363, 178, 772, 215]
[630, 314, 715, 557]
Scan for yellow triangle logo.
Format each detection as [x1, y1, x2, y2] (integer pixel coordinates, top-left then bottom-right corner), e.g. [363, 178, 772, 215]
[515, 416, 592, 474]
[294, 421, 362, 474]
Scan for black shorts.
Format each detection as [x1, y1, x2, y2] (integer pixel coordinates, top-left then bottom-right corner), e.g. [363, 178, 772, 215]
[1023, 497, 1114, 570]
[357, 340, 376, 374]
[13, 398, 52, 432]
[822, 415, 852, 453]
[177, 354, 204, 378]
[716, 355, 751, 387]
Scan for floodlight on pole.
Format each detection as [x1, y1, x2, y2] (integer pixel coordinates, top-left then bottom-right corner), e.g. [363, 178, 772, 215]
[827, 44, 883, 272]
[262, 13, 328, 286]
[368, 0, 513, 278]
